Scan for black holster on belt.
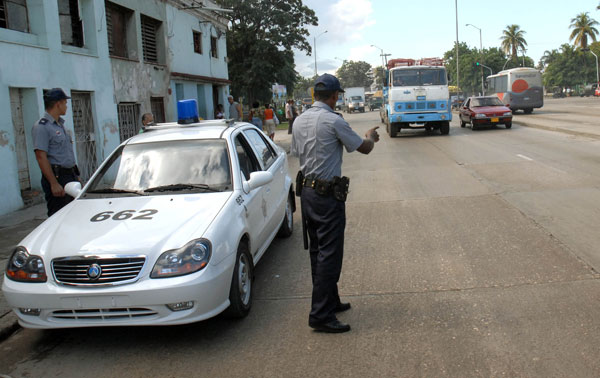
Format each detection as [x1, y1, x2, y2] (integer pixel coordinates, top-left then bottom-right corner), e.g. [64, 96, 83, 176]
[332, 176, 350, 202]
[51, 164, 80, 178]
[296, 171, 309, 250]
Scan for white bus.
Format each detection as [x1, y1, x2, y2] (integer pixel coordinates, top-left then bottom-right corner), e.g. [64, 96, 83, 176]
[486, 67, 543, 114]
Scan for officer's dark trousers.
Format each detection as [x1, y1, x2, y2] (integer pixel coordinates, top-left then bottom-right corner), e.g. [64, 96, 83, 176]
[41, 174, 77, 217]
[301, 188, 346, 324]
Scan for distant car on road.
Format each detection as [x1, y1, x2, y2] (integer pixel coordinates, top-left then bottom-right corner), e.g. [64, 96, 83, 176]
[302, 97, 313, 110]
[3, 118, 295, 329]
[451, 95, 465, 110]
[459, 96, 513, 130]
[368, 97, 383, 111]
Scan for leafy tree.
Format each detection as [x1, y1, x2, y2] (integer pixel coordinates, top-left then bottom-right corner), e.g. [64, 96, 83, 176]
[569, 12, 599, 49]
[335, 60, 372, 88]
[293, 75, 316, 99]
[215, 0, 318, 103]
[500, 24, 528, 65]
[542, 43, 598, 88]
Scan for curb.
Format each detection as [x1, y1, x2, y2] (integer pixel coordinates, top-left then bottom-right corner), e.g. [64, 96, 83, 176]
[514, 119, 600, 140]
[0, 312, 19, 342]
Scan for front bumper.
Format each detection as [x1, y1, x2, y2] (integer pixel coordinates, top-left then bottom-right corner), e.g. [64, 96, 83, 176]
[389, 111, 452, 124]
[472, 116, 512, 125]
[2, 253, 236, 328]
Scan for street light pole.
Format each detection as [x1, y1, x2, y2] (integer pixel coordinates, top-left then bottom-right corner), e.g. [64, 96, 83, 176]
[371, 44, 385, 69]
[582, 48, 599, 87]
[466, 23, 484, 95]
[455, 0, 459, 98]
[314, 30, 327, 77]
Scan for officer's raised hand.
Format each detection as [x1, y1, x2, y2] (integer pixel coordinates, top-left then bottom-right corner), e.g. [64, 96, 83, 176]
[357, 126, 379, 154]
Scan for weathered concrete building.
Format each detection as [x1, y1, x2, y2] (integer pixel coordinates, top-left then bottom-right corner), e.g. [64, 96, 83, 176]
[0, 0, 231, 216]
[0, 0, 121, 215]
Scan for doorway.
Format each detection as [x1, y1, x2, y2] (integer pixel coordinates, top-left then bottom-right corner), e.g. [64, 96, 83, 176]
[71, 91, 98, 182]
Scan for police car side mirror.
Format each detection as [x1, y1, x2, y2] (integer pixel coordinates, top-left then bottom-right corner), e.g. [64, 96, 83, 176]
[244, 171, 273, 192]
[64, 181, 82, 198]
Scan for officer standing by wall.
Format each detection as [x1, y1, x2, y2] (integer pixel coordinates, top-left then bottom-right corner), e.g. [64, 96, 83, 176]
[32, 88, 79, 217]
[292, 74, 379, 333]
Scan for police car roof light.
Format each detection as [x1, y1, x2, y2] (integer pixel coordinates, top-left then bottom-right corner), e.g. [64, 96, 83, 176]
[177, 99, 200, 124]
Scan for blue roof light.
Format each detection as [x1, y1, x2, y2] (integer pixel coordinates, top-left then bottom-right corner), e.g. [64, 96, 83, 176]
[177, 99, 199, 124]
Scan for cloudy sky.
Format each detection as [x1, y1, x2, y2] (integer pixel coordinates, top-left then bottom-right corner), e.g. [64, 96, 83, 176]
[293, 0, 599, 77]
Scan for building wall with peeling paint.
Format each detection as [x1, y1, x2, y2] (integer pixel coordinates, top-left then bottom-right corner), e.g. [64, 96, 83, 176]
[0, 0, 120, 216]
[108, 0, 171, 124]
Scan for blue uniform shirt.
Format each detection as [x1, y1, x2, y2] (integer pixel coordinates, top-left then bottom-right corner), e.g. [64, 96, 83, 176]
[32, 112, 77, 168]
[291, 101, 363, 181]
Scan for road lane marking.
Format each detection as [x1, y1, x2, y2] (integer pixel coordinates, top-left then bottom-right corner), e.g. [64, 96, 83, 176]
[517, 154, 533, 161]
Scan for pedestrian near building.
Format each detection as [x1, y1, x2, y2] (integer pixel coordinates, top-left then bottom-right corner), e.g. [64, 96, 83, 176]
[249, 101, 264, 129]
[139, 112, 154, 133]
[263, 103, 276, 140]
[228, 95, 242, 121]
[292, 74, 379, 333]
[32, 88, 80, 217]
[215, 104, 225, 119]
[285, 99, 297, 134]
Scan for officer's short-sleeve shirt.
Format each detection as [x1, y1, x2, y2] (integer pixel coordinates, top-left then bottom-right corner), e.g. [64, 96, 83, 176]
[32, 112, 77, 167]
[291, 101, 363, 180]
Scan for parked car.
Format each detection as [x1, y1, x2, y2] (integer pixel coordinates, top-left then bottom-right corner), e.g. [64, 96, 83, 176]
[3, 119, 295, 329]
[459, 96, 513, 129]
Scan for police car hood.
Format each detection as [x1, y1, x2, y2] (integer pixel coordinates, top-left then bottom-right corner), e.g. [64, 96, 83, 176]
[22, 193, 231, 259]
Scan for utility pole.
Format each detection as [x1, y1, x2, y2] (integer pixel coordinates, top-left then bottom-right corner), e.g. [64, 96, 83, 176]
[455, 0, 459, 98]
[466, 23, 484, 95]
[314, 30, 327, 77]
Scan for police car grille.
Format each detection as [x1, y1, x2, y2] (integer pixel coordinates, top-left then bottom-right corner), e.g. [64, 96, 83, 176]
[50, 308, 158, 322]
[52, 257, 146, 286]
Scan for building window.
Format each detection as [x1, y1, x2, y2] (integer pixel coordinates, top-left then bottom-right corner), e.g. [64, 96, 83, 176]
[58, 0, 84, 47]
[150, 97, 165, 123]
[193, 30, 202, 54]
[106, 1, 133, 58]
[0, 0, 29, 32]
[141, 14, 160, 63]
[210, 36, 217, 58]
[117, 103, 140, 142]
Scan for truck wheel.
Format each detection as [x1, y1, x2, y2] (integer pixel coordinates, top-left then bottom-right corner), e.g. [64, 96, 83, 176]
[524, 108, 533, 114]
[440, 121, 450, 135]
[390, 123, 399, 137]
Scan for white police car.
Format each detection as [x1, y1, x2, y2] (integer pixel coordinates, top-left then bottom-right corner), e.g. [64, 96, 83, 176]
[2, 110, 295, 328]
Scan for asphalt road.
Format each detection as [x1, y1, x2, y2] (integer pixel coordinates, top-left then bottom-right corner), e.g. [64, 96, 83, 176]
[2, 107, 600, 377]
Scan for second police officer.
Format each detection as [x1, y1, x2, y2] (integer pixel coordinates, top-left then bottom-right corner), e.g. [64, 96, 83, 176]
[292, 74, 380, 333]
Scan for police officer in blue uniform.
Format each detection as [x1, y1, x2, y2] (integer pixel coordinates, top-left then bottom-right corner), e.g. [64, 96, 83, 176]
[32, 88, 80, 217]
[292, 74, 379, 333]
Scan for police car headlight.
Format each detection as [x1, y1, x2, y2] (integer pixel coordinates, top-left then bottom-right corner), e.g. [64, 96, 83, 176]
[151, 239, 212, 278]
[6, 247, 47, 282]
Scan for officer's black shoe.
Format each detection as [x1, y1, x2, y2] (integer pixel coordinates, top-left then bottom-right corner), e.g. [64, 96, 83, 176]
[309, 319, 351, 333]
[335, 302, 351, 313]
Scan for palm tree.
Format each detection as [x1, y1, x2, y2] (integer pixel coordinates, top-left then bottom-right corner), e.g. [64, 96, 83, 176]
[569, 12, 599, 49]
[500, 24, 527, 61]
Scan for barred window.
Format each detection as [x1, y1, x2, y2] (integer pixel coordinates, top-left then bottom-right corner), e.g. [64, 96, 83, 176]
[210, 36, 217, 58]
[193, 30, 202, 54]
[106, 1, 132, 58]
[58, 0, 84, 47]
[117, 103, 140, 142]
[1, 0, 29, 32]
[141, 14, 160, 63]
[150, 97, 165, 123]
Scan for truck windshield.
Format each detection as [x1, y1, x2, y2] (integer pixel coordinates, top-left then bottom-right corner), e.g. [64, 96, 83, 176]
[351, 96, 362, 101]
[392, 68, 447, 87]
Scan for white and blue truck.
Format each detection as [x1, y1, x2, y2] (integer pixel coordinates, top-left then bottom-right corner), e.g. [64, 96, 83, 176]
[381, 58, 451, 136]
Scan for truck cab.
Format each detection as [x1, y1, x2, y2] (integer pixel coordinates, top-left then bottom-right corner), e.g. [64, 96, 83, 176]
[383, 58, 452, 136]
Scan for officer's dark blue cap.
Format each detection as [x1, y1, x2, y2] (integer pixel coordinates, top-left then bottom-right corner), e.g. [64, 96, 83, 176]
[314, 74, 345, 93]
[44, 88, 71, 101]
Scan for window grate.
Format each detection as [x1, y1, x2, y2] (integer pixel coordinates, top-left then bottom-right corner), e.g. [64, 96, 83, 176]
[141, 15, 159, 63]
[59, 0, 84, 47]
[117, 103, 140, 142]
[1, 0, 29, 32]
[150, 97, 165, 123]
[105, 1, 131, 58]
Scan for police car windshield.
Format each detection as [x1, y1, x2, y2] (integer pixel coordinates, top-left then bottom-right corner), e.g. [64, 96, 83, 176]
[392, 68, 447, 87]
[84, 139, 231, 197]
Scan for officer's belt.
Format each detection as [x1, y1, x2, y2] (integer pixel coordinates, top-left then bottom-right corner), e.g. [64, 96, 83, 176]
[51, 165, 79, 176]
[302, 176, 333, 195]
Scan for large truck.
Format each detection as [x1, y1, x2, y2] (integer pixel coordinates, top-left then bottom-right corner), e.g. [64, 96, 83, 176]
[381, 58, 452, 136]
[344, 87, 366, 113]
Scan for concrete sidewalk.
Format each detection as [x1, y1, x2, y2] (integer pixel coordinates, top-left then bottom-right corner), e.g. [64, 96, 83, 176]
[512, 111, 600, 139]
[0, 128, 295, 341]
